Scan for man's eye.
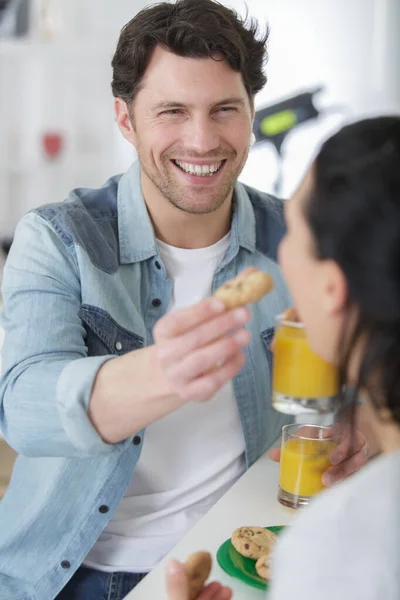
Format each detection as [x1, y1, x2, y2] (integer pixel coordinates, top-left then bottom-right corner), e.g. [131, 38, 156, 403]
[161, 109, 183, 115]
[218, 107, 236, 113]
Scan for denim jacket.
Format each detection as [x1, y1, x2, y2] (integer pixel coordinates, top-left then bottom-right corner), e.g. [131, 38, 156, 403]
[0, 161, 291, 599]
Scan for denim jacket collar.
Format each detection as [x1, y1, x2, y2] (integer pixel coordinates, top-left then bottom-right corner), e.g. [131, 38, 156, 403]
[117, 160, 256, 265]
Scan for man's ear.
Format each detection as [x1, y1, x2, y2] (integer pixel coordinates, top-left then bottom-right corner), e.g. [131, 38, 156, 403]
[114, 98, 137, 146]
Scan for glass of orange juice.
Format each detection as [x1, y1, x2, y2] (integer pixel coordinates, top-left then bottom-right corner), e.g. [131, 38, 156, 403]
[272, 313, 339, 415]
[278, 423, 336, 509]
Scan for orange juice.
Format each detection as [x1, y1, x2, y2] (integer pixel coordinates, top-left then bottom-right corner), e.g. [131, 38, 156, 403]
[279, 438, 336, 497]
[273, 322, 338, 398]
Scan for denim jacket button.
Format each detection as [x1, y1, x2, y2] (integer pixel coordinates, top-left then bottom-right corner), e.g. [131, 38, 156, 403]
[61, 560, 71, 569]
[152, 299, 161, 307]
[115, 341, 122, 351]
[133, 436, 142, 445]
[99, 505, 109, 514]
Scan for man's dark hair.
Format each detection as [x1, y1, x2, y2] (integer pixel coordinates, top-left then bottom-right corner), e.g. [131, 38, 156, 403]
[111, 0, 269, 106]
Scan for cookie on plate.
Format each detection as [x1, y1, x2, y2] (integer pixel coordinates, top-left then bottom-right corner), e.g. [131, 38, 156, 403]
[184, 551, 212, 600]
[255, 552, 273, 581]
[231, 526, 277, 560]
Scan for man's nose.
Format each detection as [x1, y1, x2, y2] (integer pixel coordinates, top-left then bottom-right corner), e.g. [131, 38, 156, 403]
[183, 116, 220, 154]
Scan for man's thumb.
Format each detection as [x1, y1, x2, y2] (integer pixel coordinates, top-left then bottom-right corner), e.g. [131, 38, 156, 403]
[165, 559, 190, 600]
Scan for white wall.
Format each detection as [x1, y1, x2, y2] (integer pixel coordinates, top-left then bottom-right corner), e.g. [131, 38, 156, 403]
[0, 0, 147, 237]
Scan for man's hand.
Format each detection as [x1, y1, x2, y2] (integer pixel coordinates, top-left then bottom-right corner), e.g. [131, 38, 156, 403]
[165, 560, 232, 600]
[153, 297, 251, 403]
[268, 423, 368, 486]
[90, 297, 251, 443]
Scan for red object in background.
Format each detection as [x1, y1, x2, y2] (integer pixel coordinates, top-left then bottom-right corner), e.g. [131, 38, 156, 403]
[42, 132, 64, 159]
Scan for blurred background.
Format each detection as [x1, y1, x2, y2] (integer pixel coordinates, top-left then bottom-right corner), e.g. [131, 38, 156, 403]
[0, 0, 399, 260]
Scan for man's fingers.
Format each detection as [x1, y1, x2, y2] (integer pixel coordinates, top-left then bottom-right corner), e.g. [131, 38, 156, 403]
[165, 560, 189, 600]
[152, 296, 252, 406]
[167, 329, 250, 384]
[179, 351, 246, 402]
[154, 298, 226, 340]
[157, 307, 250, 366]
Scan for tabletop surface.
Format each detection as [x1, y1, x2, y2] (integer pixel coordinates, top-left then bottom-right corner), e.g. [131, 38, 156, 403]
[125, 452, 297, 599]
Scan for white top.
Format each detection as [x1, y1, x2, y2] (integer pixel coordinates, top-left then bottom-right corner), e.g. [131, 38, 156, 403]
[270, 449, 400, 600]
[84, 232, 246, 573]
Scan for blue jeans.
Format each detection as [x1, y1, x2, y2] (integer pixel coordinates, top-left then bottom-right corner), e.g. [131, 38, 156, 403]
[55, 566, 148, 600]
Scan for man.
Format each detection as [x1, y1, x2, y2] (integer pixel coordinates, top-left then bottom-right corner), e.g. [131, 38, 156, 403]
[0, 1, 368, 599]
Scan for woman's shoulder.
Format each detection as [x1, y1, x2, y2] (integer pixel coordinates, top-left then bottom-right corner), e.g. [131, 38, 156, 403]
[269, 451, 400, 600]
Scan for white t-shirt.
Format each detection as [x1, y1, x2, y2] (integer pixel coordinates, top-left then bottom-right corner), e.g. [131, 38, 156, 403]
[270, 449, 400, 600]
[84, 232, 246, 572]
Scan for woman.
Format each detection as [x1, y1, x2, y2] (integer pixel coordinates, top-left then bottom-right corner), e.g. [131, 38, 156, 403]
[165, 115, 400, 600]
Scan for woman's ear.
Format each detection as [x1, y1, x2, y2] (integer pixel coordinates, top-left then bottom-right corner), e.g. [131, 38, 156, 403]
[320, 260, 348, 317]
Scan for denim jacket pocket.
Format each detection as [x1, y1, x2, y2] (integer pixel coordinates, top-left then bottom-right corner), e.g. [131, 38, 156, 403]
[79, 305, 144, 356]
[260, 326, 275, 380]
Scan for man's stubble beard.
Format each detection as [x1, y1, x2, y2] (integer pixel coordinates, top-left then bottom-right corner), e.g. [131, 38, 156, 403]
[138, 147, 250, 216]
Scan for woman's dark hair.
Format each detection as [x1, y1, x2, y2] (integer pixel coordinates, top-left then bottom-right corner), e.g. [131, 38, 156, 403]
[305, 116, 400, 426]
[111, 0, 269, 106]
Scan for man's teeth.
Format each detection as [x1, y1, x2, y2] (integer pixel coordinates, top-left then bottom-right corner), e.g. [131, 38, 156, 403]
[174, 160, 223, 176]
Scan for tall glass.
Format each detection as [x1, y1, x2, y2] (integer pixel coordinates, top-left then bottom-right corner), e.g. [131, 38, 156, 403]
[272, 314, 339, 415]
[278, 424, 336, 509]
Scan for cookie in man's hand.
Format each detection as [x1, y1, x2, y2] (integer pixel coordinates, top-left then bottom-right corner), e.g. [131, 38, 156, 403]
[184, 551, 212, 600]
[281, 306, 300, 323]
[214, 268, 274, 309]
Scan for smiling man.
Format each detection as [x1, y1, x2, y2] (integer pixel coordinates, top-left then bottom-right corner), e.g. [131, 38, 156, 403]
[0, 2, 368, 600]
[114, 49, 255, 250]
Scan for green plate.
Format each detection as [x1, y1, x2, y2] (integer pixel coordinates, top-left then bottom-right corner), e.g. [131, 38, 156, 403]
[216, 526, 285, 591]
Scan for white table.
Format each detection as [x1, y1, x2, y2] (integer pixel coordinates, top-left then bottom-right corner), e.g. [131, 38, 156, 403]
[125, 452, 297, 599]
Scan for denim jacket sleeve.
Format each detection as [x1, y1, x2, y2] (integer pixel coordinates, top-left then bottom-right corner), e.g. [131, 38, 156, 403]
[0, 212, 120, 458]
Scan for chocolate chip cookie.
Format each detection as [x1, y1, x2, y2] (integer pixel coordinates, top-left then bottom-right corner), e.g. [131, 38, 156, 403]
[231, 526, 277, 559]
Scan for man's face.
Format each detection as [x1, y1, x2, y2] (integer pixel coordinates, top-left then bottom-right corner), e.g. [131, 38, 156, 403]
[118, 46, 254, 215]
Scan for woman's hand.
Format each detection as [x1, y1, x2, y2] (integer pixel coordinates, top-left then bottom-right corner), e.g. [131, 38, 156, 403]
[268, 423, 368, 486]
